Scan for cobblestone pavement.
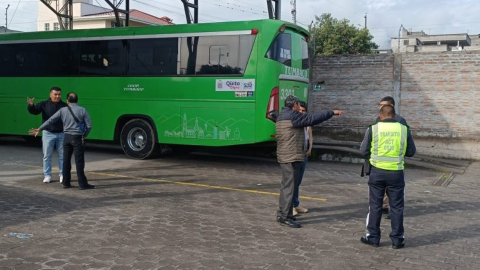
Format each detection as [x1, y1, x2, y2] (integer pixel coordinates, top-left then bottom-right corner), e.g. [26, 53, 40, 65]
[1, 139, 479, 269]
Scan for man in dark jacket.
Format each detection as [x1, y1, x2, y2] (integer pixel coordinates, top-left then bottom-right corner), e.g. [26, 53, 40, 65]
[376, 96, 408, 219]
[27, 86, 67, 183]
[30, 92, 94, 190]
[360, 105, 416, 248]
[276, 95, 343, 228]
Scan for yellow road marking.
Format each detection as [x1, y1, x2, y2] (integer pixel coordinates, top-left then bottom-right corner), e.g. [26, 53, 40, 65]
[5, 162, 327, 202]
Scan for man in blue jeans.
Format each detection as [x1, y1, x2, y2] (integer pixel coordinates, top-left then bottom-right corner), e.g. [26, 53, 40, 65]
[30, 92, 95, 190]
[293, 101, 313, 216]
[27, 86, 67, 183]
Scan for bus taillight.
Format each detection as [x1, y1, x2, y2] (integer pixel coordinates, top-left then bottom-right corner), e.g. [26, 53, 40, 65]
[266, 87, 279, 122]
[251, 29, 259, 35]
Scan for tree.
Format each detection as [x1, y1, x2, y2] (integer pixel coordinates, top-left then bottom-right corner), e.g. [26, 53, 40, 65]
[309, 13, 379, 56]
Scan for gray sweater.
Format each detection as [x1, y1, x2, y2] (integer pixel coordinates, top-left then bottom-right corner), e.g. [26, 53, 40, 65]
[39, 103, 92, 137]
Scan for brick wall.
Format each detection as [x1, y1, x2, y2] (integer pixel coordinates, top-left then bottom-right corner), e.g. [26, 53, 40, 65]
[310, 51, 480, 160]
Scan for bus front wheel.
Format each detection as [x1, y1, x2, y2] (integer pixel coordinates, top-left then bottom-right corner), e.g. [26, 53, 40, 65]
[120, 119, 159, 159]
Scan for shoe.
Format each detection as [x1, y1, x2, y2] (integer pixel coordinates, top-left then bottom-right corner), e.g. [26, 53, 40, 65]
[392, 243, 405, 249]
[277, 218, 302, 228]
[382, 208, 389, 214]
[385, 213, 391, 219]
[63, 184, 73, 189]
[295, 206, 309, 213]
[59, 175, 63, 183]
[293, 207, 298, 216]
[79, 184, 95, 190]
[43, 176, 51, 183]
[360, 236, 379, 247]
[277, 216, 296, 222]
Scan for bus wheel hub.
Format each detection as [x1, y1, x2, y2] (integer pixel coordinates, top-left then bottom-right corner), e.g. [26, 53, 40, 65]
[128, 128, 146, 151]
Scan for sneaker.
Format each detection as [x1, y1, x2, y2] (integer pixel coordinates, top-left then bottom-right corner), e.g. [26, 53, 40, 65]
[43, 176, 51, 183]
[392, 242, 405, 249]
[295, 206, 309, 213]
[293, 207, 298, 216]
[59, 175, 63, 183]
[360, 236, 379, 247]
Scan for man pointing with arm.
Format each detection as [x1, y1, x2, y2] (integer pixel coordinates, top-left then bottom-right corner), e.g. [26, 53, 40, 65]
[30, 92, 95, 190]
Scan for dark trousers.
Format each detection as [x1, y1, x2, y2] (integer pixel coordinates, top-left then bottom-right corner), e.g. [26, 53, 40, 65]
[293, 157, 307, 207]
[277, 162, 302, 220]
[366, 167, 405, 246]
[63, 134, 89, 188]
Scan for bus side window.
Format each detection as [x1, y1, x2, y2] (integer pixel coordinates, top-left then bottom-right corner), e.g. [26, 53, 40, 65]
[79, 40, 126, 76]
[128, 38, 178, 76]
[179, 35, 254, 75]
[0, 44, 15, 76]
[209, 46, 229, 66]
[266, 33, 292, 66]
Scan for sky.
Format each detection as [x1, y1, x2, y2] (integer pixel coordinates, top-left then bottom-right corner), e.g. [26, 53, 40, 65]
[1, 0, 480, 49]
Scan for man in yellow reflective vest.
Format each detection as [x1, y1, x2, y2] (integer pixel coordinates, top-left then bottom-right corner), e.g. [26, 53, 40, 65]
[359, 105, 416, 249]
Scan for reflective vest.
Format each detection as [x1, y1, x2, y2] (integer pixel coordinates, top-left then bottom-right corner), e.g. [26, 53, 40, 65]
[369, 122, 408, 170]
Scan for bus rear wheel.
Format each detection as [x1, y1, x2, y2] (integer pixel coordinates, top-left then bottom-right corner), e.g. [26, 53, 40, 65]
[120, 119, 159, 159]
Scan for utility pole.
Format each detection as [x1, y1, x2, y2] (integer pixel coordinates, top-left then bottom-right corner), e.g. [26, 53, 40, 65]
[398, 24, 403, 53]
[290, 0, 296, 24]
[364, 13, 367, 29]
[5, 4, 9, 32]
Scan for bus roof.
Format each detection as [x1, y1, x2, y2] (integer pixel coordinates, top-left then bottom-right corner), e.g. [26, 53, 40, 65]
[0, 19, 309, 42]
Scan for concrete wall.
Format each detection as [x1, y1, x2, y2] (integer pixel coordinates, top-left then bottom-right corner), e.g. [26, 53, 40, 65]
[310, 51, 480, 160]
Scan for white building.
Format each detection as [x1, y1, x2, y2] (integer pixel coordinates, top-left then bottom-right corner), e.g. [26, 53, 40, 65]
[37, 0, 173, 32]
[391, 27, 477, 53]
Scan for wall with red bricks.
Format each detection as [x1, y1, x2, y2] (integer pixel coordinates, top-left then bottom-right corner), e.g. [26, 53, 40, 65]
[309, 51, 480, 160]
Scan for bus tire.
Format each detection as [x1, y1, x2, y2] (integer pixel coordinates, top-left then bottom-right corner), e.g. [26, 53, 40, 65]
[120, 119, 159, 159]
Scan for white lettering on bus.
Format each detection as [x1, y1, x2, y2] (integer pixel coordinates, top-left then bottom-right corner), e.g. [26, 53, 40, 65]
[284, 66, 309, 78]
[124, 84, 144, 91]
[280, 88, 296, 100]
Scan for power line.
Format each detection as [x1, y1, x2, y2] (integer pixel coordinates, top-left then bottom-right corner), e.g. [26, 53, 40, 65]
[202, 0, 266, 16]
[8, 0, 22, 26]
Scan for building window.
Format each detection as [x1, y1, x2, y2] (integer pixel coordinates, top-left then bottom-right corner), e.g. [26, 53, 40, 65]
[45, 23, 50, 31]
[54, 23, 59, 30]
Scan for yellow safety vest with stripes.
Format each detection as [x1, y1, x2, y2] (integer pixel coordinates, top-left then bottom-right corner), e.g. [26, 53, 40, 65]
[369, 122, 408, 171]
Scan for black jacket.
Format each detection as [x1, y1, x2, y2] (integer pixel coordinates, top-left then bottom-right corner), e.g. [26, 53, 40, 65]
[27, 99, 68, 133]
[276, 107, 334, 163]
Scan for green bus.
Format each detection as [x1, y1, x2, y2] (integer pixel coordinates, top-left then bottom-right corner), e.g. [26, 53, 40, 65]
[0, 19, 310, 159]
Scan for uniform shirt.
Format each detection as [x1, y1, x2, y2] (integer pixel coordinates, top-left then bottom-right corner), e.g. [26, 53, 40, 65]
[27, 99, 67, 133]
[39, 103, 92, 137]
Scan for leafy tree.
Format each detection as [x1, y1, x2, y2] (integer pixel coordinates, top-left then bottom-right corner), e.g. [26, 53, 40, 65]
[309, 13, 379, 56]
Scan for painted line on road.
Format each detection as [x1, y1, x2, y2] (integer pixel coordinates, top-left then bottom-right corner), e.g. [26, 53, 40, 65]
[6, 162, 327, 202]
